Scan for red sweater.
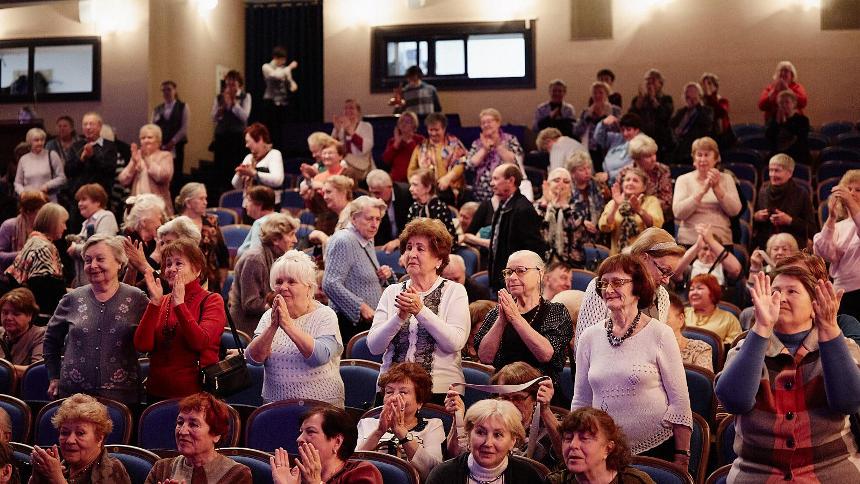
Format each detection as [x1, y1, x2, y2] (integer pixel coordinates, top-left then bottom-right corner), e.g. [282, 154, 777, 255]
[134, 279, 225, 398]
[382, 134, 424, 182]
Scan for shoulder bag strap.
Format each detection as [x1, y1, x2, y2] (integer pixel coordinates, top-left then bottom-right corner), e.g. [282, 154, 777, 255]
[707, 247, 730, 275]
[198, 292, 245, 356]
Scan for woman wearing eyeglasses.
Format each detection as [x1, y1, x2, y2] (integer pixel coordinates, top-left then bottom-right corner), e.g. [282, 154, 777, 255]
[474, 250, 573, 404]
[572, 253, 693, 468]
[573, 228, 685, 353]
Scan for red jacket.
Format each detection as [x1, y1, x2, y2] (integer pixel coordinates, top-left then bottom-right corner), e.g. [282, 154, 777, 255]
[134, 279, 225, 398]
[758, 81, 808, 122]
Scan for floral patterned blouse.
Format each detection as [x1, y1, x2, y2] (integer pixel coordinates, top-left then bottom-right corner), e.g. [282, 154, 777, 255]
[466, 131, 524, 202]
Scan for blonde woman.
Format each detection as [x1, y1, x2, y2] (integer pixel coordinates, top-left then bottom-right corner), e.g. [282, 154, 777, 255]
[14, 127, 65, 202]
[117, 124, 174, 215]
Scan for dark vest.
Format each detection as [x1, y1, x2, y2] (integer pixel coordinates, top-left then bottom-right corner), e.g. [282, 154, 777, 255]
[154, 100, 186, 145]
[215, 92, 248, 135]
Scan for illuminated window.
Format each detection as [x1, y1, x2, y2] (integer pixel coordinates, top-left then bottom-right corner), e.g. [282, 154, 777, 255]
[371, 21, 535, 91]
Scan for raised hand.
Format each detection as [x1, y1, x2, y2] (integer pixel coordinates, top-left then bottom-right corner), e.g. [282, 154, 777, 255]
[271, 447, 299, 484]
[444, 385, 464, 415]
[750, 271, 780, 337]
[610, 182, 624, 206]
[143, 270, 164, 306]
[394, 286, 423, 318]
[172, 271, 186, 305]
[535, 379, 554, 406]
[273, 294, 293, 331]
[31, 444, 65, 481]
[813, 279, 844, 342]
[296, 442, 322, 484]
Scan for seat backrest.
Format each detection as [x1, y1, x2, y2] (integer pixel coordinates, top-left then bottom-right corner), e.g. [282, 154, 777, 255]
[246, 399, 337, 453]
[684, 364, 716, 422]
[374, 248, 403, 275]
[570, 269, 595, 291]
[716, 415, 737, 467]
[454, 246, 480, 277]
[631, 455, 695, 484]
[689, 413, 711, 484]
[460, 361, 493, 408]
[221, 224, 252, 250]
[705, 463, 732, 484]
[220, 447, 274, 484]
[340, 359, 381, 411]
[351, 451, 419, 484]
[559, 365, 574, 408]
[225, 363, 265, 407]
[10, 442, 33, 483]
[35, 397, 132, 446]
[345, 330, 382, 363]
[0, 359, 16, 395]
[510, 455, 551, 479]
[221, 272, 235, 301]
[139, 398, 241, 449]
[206, 207, 238, 226]
[106, 445, 159, 484]
[682, 328, 724, 371]
[0, 395, 31, 443]
[20, 361, 50, 402]
[219, 189, 244, 209]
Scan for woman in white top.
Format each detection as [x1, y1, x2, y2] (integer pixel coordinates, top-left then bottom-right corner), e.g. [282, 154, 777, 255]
[367, 218, 470, 404]
[117, 123, 174, 215]
[331, 99, 374, 158]
[67, 184, 118, 287]
[357, 362, 445, 481]
[14, 127, 65, 202]
[573, 253, 692, 467]
[232, 122, 285, 206]
[574, 227, 685, 353]
[246, 249, 344, 407]
[672, 136, 741, 245]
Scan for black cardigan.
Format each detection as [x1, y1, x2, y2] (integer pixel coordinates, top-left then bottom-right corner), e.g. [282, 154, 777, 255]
[425, 454, 543, 484]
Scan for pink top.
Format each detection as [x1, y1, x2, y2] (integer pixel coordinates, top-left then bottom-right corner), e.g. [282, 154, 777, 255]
[814, 218, 860, 293]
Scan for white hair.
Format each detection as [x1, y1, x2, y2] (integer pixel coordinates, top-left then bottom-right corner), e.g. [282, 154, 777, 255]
[269, 249, 318, 294]
[123, 194, 165, 231]
[158, 216, 202, 244]
[507, 250, 545, 271]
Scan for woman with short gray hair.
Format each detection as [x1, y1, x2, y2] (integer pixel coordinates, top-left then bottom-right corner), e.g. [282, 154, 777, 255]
[246, 250, 344, 406]
[14, 126, 65, 202]
[117, 123, 174, 215]
[44, 234, 149, 404]
[229, 213, 299, 334]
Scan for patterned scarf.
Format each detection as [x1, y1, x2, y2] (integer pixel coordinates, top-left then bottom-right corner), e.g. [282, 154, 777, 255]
[391, 280, 446, 375]
[617, 200, 640, 250]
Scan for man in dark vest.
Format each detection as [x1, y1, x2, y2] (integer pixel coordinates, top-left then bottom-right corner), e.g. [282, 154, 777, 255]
[64, 112, 118, 233]
[153, 80, 189, 195]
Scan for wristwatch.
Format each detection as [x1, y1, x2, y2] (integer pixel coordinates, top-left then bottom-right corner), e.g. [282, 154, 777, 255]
[674, 449, 691, 456]
[401, 432, 415, 443]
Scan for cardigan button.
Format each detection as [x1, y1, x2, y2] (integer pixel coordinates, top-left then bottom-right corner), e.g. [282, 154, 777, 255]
[786, 437, 795, 448]
[784, 380, 793, 390]
[786, 411, 794, 420]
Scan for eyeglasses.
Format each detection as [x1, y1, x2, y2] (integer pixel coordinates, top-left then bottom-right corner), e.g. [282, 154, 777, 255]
[653, 262, 675, 280]
[596, 279, 633, 291]
[501, 267, 541, 278]
[498, 392, 531, 403]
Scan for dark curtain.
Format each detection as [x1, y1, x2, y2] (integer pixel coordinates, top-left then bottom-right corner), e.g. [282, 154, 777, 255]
[245, 1, 323, 123]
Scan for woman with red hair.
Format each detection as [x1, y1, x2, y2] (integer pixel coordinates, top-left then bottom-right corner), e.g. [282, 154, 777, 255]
[232, 122, 285, 209]
[684, 274, 741, 343]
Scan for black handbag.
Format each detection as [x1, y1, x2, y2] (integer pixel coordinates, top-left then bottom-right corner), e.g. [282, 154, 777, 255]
[199, 294, 251, 397]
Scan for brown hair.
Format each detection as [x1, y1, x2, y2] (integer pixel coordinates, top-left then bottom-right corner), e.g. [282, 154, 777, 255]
[52, 394, 113, 439]
[596, 254, 655, 309]
[247, 185, 276, 211]
[775, 251, 828, 281]
[410, 168, 437, 195]
[0, 288, 39, 317]
[399, 218, 453, 274]
[75, 183, 109, 208]
[244, 122, 271, 144]
[378, 362, 433, 406]
[161, 239, 207, 278]
[690, 274, 722, 305]
[559, 408, 631, 471]
[490, 362, 542, 399]
[178, 392, 231, 440]
[301, 407, 358, 460]
[18, 191, 48, 214]
[770, 261, 820, 300]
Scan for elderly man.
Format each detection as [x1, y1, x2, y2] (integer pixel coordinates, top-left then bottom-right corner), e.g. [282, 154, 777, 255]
[669, 82, 714, 164]
[366, 169, 413, 249]
[64, 112, 118, 232]
[478, 163, 546, 291]
[153, 80, 190, 194]
[533, 79, 576, 136]
[541, 262, 572, 301]
[628, 69, 675, 161]
[442, 254, 491, 303]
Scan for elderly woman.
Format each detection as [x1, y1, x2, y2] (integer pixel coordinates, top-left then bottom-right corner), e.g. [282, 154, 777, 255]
[368, 218, 469, 402]
[758, 60, 807, 123]
[814, 170, 860, 320]
[246, 250, 344, 405]
[534, 167, 577, 265]
[117, 123, 174, 215]
[298, 132, 336, 183]
[673, 223, 742, 286]
[408, 112, 467, 203]
[331, 99, 374, 158]
[475, 250, 573, 399]
[229, 213, 299, 334]
[574, 228, 685, 372]
[617, 134, 673, 221]
[547, 408, 655, 484]
[629, 69, 675, 161]
[426, 399, 540, 484]
[599, 167, 664, 255]
[446, 362, 561, 468]
[751, 232, 799, 277]
[685, 274, 742, 344]
[382, 112, 424, 183]
[300, 139, 347, 196]
[272, 407, 382, 484]
[44, 235, 149, 403]
[593, 113, 641, 183]
[45, 115, 80, 165]
[0, 288, 45, 377]
[466, 108, 525, 202]
[669, 82, 715, 165]
[14, 127, 65, 202]
[135, 240, 225, 401]
[0, 191, 47, 270]
[30, 394, 131, 483]
[573, 82, 622, 167]
[4, 203, 68, 314]
[406, 169, 457, 240]
[231, 122, 285, 209]
[716, 264, 860, 482]
[701, 72, 735, 149]
[175, 183, 229, 293]
[357, 363, 445, 480]
[765, 89, 811, 166]
[535, 128, 587, 172]
[147, 392, 252, 483]
[68, 184, 118, 287]
[567, 151, 610, 266]
[323, 196, 391, 344]
[573, 253, 692, 466]
[672, 136, 741, 245]
[666, 292, 713, 371]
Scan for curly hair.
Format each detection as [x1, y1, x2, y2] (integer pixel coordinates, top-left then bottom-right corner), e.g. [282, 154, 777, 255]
[399, 218, 453, 274]
[51, 394, 113, 439]
[378, 362, 433, 406]
[559, 408, 632, 471]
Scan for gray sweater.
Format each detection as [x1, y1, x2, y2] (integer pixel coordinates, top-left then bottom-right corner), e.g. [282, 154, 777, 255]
[229, 244, 276, 335]
[44, 284, 149, 403]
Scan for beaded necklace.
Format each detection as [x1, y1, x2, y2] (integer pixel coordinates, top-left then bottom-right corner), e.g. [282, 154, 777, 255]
[606, 310, 642, 347]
